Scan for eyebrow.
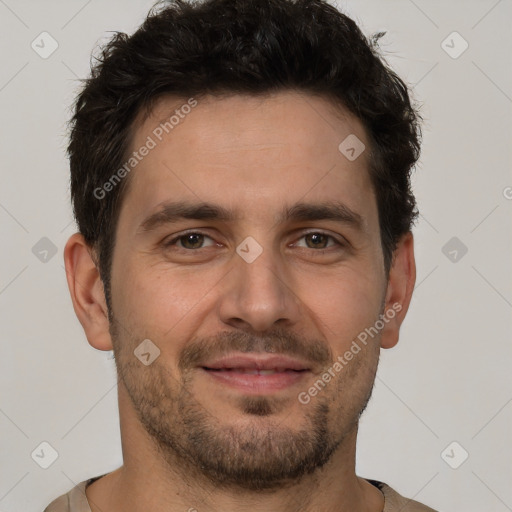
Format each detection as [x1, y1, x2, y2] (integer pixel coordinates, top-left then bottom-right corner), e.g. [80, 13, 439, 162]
[138, 200, 365, 233]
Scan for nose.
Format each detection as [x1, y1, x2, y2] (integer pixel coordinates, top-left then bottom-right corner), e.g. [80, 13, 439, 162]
[217, 243, 302, 333]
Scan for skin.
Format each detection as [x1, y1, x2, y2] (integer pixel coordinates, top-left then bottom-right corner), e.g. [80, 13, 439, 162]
[64, 91, 416, 512]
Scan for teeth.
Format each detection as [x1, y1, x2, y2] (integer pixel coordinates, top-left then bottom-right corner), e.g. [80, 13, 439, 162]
[208, 368, 281, 374]
[206, 367, 303, 374]
[238, 369, 278, 375]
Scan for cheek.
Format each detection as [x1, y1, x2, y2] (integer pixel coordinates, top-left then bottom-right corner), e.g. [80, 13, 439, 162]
[111, 257, 222, 342]
[299, 271, 383, 353]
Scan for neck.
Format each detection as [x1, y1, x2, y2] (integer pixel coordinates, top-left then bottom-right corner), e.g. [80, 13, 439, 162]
[86, 386, 384, 512]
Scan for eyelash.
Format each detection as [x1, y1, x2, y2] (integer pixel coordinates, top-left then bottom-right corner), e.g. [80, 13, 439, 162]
[163, 230, 346, 251]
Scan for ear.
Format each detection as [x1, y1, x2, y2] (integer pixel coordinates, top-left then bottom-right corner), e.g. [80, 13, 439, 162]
[63, 232, 113, 351]
[380, 231, 416, 349]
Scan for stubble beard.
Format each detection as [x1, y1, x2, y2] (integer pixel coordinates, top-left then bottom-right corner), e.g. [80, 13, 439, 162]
[110, 317, 379, 492]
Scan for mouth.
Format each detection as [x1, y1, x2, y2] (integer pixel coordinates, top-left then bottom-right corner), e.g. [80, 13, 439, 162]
[204, 368, 306, 375]
[200, 354, 312, 393]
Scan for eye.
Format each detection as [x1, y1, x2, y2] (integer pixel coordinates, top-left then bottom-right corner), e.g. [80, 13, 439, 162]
[294, 232, 343, 250]
[164, 232, 216, 250]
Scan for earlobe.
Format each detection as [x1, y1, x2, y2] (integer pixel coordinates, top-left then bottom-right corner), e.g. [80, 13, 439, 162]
[63, 233, 113, 351]
[380, 231, 416, 349]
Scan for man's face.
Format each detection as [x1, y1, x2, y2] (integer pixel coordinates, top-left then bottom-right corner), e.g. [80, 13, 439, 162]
[108, 91, 388, 490]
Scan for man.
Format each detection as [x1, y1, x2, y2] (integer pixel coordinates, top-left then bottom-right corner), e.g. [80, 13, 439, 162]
[45, 0, 437, 510]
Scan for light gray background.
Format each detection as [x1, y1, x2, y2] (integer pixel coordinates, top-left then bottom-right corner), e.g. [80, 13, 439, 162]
[1, 0, 511, 510]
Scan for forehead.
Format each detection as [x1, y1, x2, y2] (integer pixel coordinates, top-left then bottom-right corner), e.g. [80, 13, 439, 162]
[119, 91, 376, 229]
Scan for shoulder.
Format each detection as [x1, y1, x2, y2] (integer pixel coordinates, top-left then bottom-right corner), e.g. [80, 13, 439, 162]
[367, 479, 439, 512]
[43, 475, 105, 512]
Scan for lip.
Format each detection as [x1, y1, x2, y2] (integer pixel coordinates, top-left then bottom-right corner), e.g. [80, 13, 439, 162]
[202, 354, 311, 371]
[200, 354, 312, 394]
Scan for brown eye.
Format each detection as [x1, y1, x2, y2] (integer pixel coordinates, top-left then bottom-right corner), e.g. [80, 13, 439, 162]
[180, 233, 205, 249]
[164, 232, 216, 250]
[295, 232, 342, 250]
[304, 233, 330, 249]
